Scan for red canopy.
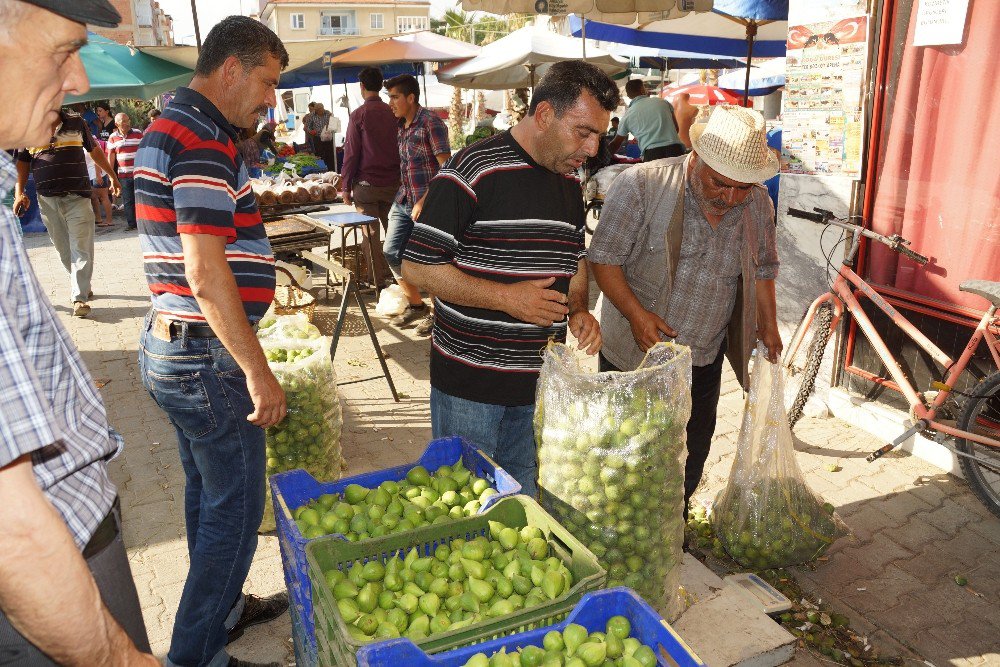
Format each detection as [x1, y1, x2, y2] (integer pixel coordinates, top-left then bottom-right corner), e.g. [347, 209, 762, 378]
[662, 83, 749, 106]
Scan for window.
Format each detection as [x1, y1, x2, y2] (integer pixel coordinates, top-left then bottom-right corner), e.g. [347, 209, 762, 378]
[370, 13, 384, 30]
[290, 13, 304, 30]
[396, 16, 428, 33]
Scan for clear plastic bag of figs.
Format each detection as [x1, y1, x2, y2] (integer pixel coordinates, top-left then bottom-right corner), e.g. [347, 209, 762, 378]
[535, 341, 692, 618]
[712, 345, 847, 569]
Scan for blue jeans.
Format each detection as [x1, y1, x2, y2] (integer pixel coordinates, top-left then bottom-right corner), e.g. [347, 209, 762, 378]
[139, 313, 264, 667]
[430, 387, 539, 497]
[120, 177, 136, 228]
[384, 202, 414, 280]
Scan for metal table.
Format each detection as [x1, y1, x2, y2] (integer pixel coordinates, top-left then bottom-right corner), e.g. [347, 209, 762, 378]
[309, 211, 380, 298]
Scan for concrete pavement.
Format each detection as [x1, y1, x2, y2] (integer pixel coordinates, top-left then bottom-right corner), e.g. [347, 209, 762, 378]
[21, 213, 1000, 666]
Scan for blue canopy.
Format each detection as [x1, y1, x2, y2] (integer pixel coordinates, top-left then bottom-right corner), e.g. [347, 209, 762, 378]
[279, 59, 422, 89]
[569, 0, 788, 59]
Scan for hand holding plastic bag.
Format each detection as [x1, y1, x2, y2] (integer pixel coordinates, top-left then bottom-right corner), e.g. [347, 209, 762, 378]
[713, 345, 846, 568]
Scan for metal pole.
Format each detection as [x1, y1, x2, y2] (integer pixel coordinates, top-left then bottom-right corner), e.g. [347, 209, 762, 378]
[581, 17, 586, 60]
[743, 22, 758, 106]
[328, 64, 338, 172]
[344, 82, 351, 112]
[190, 0, 202, 51]
[328, 64, 335, 116]
[422, 68, 429, 106]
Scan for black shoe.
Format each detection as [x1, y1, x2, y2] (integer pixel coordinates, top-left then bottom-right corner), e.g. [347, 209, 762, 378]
[390, 303, 427, 327]
[227, 658, 280, 667]
[126, 225, 137, 230]
[226, 592, 289, 644]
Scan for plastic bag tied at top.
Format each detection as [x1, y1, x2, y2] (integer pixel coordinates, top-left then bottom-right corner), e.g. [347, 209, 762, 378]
[713, 344, 847, 569]
[258, 313, 344, 531]
[535, 342, 692, 618]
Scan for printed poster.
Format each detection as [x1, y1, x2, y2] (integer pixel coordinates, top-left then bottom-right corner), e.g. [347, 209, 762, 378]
[781, 15, 869, 179]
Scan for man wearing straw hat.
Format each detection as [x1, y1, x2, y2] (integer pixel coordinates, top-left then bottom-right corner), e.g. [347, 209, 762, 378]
[589, 105, 783, 516]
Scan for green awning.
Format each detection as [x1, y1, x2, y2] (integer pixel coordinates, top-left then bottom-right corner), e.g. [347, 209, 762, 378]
[66, 33, 192, 103]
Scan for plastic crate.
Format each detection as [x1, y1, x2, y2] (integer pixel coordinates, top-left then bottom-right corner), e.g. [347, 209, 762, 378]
[357, 587, 705, 666]
[306, 495, 606, 667]
[270, 437, 521, 663]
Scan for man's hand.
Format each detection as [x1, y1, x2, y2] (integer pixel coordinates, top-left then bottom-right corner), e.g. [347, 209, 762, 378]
[628, 309, 677, 352]
[503, 277, 569, 327]
[109, 177, 121, 198]
[13, 193, 29, 216]
[569, 311, 601, 355]
[759, 325, 783, 363]
[411, 195, 427, 221]
[342, 189, 353, 206]
[246, 368, 286, 428]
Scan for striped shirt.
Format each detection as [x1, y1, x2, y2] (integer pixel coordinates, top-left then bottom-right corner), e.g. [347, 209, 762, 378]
[106, 128, 144, 178]
[0, 151, 119, 549]
[17, 111, 94, 198]
[403, 132, 586, 406]
[134, 87, 276, 323]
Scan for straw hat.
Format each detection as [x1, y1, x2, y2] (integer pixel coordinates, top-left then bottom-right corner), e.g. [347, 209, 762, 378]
[689, 105, 778, 184]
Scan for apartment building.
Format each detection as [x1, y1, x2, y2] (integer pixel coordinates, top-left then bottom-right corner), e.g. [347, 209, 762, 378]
[259, 0, 431, 42]
[93, 0, 175, 46]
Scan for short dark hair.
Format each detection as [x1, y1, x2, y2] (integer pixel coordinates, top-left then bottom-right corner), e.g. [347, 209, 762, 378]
[611, 116, 619, 123]
[384, 74, 420, 103]
[148, 108, 161, 117]
[625, 79, 647, 98]
[95, 101, 111, 113]
[194, 15, 289, 76]
[359, 66, 383, 93]
[528, 60, 620, 116]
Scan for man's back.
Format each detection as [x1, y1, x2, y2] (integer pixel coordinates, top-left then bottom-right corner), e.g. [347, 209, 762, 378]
[342, 97, 399, 190]
[619, 96, 681, 152]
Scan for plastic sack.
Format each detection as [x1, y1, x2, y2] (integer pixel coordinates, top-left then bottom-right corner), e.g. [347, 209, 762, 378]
[712, 345, 847, 569]
[374, 284, 408, 318]
[536, 342, 692, 618]
[258, 315, 343, 532]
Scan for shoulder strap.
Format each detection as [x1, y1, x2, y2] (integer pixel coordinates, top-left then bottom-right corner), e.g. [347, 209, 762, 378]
[666, 166, 686, 287]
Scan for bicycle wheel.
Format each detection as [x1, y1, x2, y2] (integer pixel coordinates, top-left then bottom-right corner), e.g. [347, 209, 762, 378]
[956, 371, 1000, 518]
[783, 302, 835, 429]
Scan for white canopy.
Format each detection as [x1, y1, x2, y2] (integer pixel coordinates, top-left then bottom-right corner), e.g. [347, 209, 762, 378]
[436, 25, 628, 90]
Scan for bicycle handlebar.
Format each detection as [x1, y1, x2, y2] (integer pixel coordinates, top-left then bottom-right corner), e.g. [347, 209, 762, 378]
[787, 207, 930, 265]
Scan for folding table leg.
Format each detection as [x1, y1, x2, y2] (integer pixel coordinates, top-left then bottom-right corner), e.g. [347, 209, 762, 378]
[354, 287, 399, 402]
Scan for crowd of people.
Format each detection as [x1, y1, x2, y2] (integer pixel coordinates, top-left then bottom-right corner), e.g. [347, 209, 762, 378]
[1, 1, 784, 666]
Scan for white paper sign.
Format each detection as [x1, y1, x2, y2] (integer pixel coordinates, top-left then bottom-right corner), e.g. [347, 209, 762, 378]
[912, 0, 971, 46]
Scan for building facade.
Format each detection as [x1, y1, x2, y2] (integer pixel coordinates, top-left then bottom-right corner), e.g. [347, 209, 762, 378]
[258, 0, 431, 42]
[93, 0, 175, 46]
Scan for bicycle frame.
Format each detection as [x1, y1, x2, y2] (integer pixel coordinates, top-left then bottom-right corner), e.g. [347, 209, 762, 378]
[789, 263, 1000, 450]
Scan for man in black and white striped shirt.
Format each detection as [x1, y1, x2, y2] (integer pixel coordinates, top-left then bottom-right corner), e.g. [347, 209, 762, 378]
[402, 61, 619, 496]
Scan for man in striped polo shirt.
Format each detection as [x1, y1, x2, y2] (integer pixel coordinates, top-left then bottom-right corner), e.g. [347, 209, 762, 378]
[135, 16, 289, 667]
[106, 112, 143, 230]
[402, 61, 617, 496]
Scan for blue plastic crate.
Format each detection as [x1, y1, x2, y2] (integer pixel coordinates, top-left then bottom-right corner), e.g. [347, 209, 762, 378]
[270, 436, 521, 664]
[356, 588, 705, 667]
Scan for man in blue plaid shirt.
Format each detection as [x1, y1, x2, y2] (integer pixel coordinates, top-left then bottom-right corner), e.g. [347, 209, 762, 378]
[0, 1, 156, 664]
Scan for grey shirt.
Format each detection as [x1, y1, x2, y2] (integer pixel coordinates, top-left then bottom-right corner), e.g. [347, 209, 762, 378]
[588, 155, 778, 374]
[666, 179, 778, 365]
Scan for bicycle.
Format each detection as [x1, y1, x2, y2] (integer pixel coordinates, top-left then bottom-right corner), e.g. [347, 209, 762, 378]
[781, 207, 1000, 518]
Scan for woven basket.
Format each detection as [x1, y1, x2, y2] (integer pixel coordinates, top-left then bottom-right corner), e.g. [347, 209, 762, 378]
[273, 265, 316, 321]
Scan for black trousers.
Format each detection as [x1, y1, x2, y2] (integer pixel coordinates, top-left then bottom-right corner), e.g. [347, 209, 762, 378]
[599, 341, 726, 516]
[642, 143, 686, 161]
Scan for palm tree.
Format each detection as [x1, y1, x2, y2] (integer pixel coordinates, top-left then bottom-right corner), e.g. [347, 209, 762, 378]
[441, 8, 473, 149]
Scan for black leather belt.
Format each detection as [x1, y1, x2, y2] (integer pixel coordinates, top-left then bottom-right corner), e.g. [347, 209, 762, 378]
[152, 311, 217, 339]
[82, 497, 120, 560]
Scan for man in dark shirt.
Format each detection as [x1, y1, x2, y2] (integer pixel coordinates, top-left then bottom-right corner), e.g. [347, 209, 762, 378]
[341, 66, 400, 287]
[14, 109, 120, 316]
[401, 61, 614, 496]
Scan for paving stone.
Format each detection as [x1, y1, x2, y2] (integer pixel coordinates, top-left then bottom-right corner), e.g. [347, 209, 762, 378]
[834, 564, 924, 615]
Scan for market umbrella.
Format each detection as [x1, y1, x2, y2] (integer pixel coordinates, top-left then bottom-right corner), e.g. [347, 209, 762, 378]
[66, 33, 192, 103]
[436, 24, 628, 90]
[661, 83, 746, 106]
[461, 0, 710, 24]
[326, 31, 480, 66]
[569, 0, 789, 103]
[717, 56, 785, 96]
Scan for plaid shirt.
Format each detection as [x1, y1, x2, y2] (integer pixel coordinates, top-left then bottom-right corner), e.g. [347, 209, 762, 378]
[395, 106, 450, 206]
[0, 151, 120, 549]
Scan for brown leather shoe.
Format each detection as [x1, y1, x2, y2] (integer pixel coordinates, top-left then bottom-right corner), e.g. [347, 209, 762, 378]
[226, 592, 289, 644]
